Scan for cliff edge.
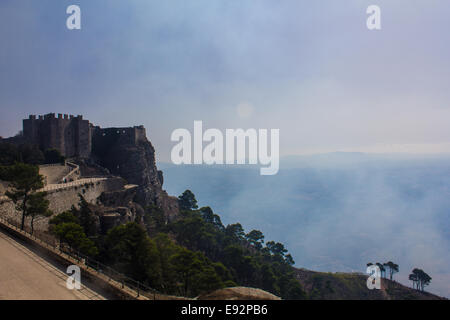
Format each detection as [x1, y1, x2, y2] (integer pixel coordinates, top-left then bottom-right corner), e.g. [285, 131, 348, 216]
[91, 126, 179, 220]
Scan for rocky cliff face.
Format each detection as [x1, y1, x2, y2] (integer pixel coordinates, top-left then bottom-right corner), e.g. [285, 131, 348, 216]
[91, 132, 179, 220]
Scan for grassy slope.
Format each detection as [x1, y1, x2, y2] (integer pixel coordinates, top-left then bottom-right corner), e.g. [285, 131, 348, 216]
[294, 268, 446, 300]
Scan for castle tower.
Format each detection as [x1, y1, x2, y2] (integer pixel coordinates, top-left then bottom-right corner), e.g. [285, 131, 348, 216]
[23, 113, 92, 158]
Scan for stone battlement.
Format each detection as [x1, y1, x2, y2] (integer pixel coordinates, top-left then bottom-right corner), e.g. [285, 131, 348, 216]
[92, 126, 147, 147]
[23, 113, 146, 159]
[23, 113, 91, 158]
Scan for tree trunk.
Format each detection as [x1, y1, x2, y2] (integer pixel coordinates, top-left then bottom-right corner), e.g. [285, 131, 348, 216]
[185, 274, 189, 297]
[20, 194, 28, 231]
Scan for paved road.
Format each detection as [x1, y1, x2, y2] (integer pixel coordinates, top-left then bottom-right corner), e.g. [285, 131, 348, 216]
[0, 230, 105, 300]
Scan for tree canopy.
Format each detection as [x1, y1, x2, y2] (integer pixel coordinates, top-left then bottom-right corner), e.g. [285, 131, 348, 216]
[178, 189, 198, 211]
[384, 261, 399, 281]
[409, 268, 431, 292]
[1, 162, 45, 230]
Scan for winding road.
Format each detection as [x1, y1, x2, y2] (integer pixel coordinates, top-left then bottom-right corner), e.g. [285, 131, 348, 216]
[0, 229, 105, 300]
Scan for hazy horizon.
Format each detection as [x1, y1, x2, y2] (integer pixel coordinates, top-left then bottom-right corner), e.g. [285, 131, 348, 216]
[160, 154, 450, 298]
[1, 1, 450, 162]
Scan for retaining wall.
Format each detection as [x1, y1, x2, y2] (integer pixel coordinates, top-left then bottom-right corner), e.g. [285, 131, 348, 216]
[0, 177, 126, 232]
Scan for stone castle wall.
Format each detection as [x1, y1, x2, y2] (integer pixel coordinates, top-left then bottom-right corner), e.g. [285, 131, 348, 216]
[23, 113, 92, 158]
[43, 177, 125, 213]
[17, 113, 179, 220]
[92, 126, 146, 149]
[0, 177, 125, 232]
[22, 114, 146, 160]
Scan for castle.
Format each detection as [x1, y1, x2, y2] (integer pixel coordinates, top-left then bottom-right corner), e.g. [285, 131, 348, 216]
[3, 113, 180, 234]
[23, 113, 146, 158]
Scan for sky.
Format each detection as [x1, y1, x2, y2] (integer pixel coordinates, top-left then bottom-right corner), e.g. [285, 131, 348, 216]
[1, 0, 450, 162]
[1, 0, 449, 298]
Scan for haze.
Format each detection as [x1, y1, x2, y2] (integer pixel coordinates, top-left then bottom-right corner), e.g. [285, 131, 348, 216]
[1, 0, 450, 161]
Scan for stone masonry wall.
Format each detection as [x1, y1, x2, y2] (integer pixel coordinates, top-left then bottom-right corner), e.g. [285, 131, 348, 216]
[0, 177, 125, 232]
[23, 113, 92, 158]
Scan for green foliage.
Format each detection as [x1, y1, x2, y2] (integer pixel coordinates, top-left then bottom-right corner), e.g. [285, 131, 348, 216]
[26, 191, 52, 234]
[52, 222, 98, 257]
[0, 143, 21, 165]
[178, 190, 198, 211]
[168, 246, 228, 297]
[49, 196, 99, 237]
[104, 222, 160, 284]
[18, 144, 44, 165]
[285, 254, 295, 266]
[199, 206, 224, 230]
[266, 241, 288, 259]
[170, 247, 211, 296]
[384, 261, 399, 280]
[153, 233, 179, 292]
[49, 204, 98, 257]
[166, 190, 306, 299]
[2, 162, 45, 230]
[225, 223, 245, 243]
[49, 210, 79, 226]
[101, 223, 227, 296]
[245, 230, 265, 250]
[0, 143, 46, 166]
[144, 204, 167, 234]
[376, 262, 386, 278]
[71, 195, 97, 237]
[409, 268, 432, 292]
[286, 279, 308, 299]
[1, 162, 43, 193]
[171, 210, 223, 260]
[43, 148, 65, 164]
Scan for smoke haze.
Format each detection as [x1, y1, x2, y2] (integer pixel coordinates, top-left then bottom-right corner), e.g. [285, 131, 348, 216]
[160, 154, 450, 297]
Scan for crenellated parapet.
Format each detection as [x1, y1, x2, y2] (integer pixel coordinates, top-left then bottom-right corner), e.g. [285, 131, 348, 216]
[23, 113, 91, 158]
[22, 114, 146, 159]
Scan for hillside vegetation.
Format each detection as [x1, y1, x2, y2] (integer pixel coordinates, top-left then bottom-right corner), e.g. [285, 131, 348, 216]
[294, 268, 445, 300]
[42, 189, 305, 299]
[1, 144, 447, 300]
